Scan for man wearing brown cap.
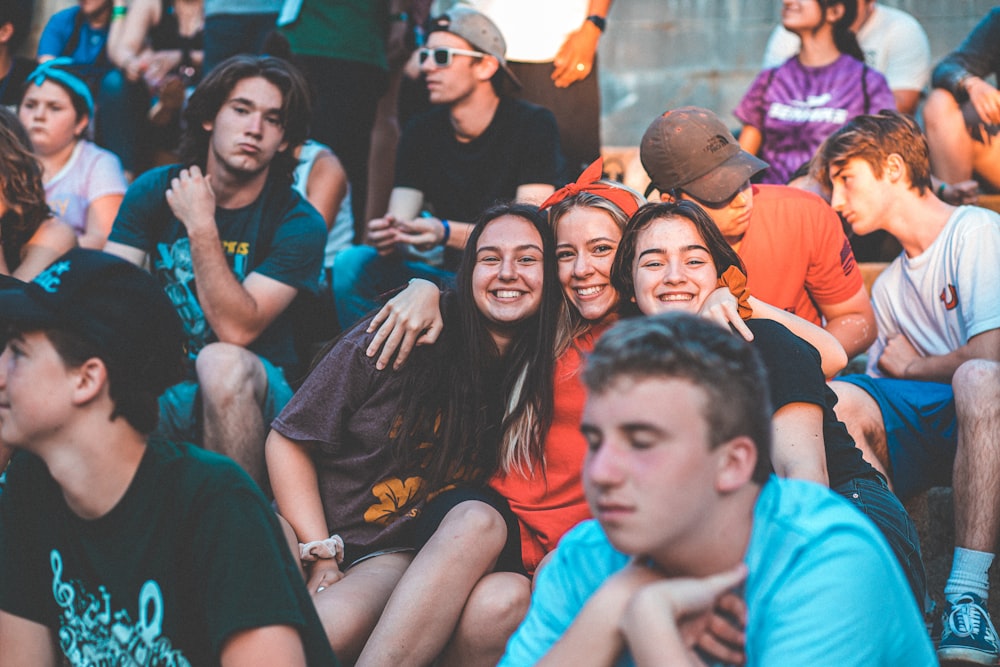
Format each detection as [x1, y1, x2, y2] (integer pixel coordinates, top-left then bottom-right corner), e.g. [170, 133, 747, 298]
[332, 6, 564, 329]
[640, 106, 876, 360]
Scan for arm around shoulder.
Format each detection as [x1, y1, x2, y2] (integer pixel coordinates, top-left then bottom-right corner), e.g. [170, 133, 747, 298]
[749, 297, 848, 376]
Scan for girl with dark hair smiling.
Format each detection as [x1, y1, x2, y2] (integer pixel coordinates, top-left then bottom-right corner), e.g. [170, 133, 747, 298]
[610, 200, 927, 605]
[265, 203, 560, 666]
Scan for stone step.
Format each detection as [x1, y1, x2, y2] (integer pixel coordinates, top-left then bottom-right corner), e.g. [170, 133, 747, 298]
[905, 487, 1000, 620]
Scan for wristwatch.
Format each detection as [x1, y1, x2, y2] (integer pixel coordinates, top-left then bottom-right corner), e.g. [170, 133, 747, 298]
[586, 15, 606, 32]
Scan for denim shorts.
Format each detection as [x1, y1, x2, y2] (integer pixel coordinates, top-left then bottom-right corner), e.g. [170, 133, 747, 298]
[834, 473, 927, 607]
[836, 374, 956, 500]
[154, 354, 294, 444]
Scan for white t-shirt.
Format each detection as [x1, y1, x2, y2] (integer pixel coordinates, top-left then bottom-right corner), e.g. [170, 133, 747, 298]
[463, 0, 589, 62]
[866, 206, 1000, 376]
[44, 140, 128, 237]
[762, 3, 931, 92]
[292, 139, 353, 270]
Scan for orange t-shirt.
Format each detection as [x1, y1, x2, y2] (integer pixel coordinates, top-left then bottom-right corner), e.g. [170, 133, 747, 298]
[489, 324, 608, 574]
[741, 185, 863, 324]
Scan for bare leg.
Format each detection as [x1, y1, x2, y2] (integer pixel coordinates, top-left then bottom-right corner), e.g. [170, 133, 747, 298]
[925, 89, 976, 185]
[197, 343, 269, 490]
[952, 359, 1000, 552]
[830, 381, 893, 486]
[276, 514, 306, 580]
[971, 135, 1000, 191]
[314, 552, 413, 664]
[355, 500, 508, 667]
[438, 572, 532, 667]
[364, 68, 403, 222]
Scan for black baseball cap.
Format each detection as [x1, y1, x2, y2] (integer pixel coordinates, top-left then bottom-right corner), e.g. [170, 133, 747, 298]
[0, 249, 185, 395]
[640, 107, 769, 203]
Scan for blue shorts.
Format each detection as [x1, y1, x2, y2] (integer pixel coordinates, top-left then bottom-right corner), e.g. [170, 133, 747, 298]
[837, 374, 956, 500]
[154, 355, 294, 444]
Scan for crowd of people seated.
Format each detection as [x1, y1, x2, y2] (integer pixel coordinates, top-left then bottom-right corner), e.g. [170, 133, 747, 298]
[0, 1, 999, 666]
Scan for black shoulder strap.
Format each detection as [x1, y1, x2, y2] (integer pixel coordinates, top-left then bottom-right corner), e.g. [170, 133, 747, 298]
[862, 63, 871, 114]
[758, 67, 779, 155]
[60, 7, 86, 58]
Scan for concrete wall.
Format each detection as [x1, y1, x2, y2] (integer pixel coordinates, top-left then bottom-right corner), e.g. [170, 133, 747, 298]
[25, 0, 996, 147]
[598, 0, 998, 146]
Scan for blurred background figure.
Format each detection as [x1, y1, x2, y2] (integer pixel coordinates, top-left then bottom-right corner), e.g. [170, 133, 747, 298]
[924, 7, 1000, 196]
[763, 0, 930, 116]
[37, 0, 114, 95]
[100, 0, 204, 178]
[736, 0, 894, 186]
[0, 0, 35, 111]
[465, 0, 611, 180]
[0, 106, 77, 281]
[19, 60, 126, 249]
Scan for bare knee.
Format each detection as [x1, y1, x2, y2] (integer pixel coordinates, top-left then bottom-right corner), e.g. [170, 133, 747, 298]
[953, 359, 1000, 408]
[465, 572, 531, 626]
[443, 572, 531, 666]
[434, 500, 508, 554]
[924, 88, 962, 128]
[195, 343, 266, 403]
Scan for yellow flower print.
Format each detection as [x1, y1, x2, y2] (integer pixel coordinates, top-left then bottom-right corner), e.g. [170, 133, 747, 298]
[365, 477, 425, 525]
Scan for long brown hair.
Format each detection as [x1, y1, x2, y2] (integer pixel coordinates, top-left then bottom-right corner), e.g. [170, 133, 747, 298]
[0, 109, 52, 271]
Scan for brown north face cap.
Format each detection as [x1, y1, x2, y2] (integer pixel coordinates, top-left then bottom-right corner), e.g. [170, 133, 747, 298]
[640, 106, 768, 203]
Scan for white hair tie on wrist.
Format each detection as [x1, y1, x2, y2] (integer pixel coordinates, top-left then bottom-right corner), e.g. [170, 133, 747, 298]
[299, 534, 345, 564]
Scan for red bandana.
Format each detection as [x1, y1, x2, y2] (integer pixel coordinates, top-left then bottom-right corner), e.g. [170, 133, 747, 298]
[539, 158, 641, 217]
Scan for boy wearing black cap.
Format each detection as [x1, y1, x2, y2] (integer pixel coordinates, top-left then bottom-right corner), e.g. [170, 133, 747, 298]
[332, 6, 564, 329]
[640, 106, 876, 361]
[0, 249, 337, 666]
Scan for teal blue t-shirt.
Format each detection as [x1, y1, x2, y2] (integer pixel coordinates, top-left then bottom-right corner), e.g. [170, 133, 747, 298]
[501, 477, 936, 666]
[108, 164, 326, 373]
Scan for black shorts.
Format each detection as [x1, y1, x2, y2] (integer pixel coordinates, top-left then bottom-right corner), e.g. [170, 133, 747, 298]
[411, 485, 526, 575]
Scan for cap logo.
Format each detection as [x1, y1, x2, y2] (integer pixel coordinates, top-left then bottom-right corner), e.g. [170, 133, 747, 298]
[705, 135, 731, 154]
[34, 260, 72, 294]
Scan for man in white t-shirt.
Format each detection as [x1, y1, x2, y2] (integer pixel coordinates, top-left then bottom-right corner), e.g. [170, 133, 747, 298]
[762, 0, 930, 114]
[815, 111, 1000, 667]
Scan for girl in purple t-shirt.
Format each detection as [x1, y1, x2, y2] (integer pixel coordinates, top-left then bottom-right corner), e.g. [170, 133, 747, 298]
[735, 0, 895, 185]
[18, 60, 126, 249]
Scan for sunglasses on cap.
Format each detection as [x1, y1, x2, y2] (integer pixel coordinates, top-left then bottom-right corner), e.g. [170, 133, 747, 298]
[681, 180, 753, 210]
[418, 46, 487, 68]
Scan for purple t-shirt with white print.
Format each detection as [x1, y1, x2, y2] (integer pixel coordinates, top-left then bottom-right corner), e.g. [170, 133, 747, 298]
[735, 54, 895, 185]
